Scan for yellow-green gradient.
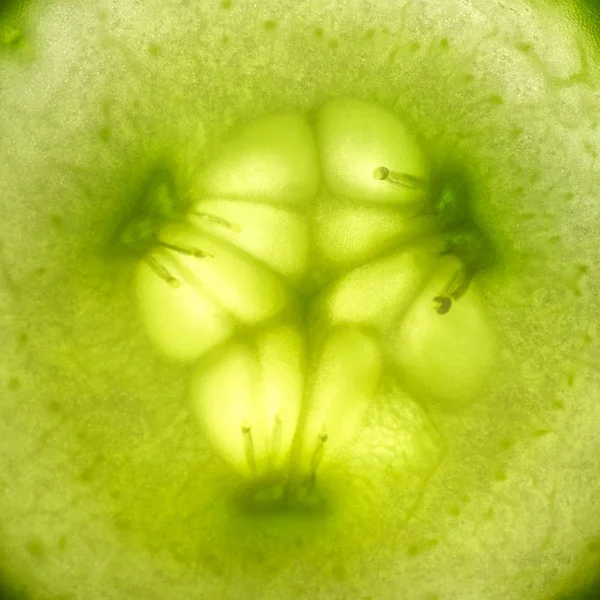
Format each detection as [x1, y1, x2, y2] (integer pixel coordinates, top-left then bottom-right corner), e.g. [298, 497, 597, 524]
[0, 1, 599, 600]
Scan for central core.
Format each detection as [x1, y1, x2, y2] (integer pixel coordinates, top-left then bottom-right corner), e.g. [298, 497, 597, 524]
[123, 97, 496, 507]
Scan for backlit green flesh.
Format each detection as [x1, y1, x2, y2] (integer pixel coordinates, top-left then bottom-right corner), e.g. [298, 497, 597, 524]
[1, 1, 600, 600]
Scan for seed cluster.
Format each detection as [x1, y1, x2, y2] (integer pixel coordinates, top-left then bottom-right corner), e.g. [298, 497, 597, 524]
[125, 97, 495, 507]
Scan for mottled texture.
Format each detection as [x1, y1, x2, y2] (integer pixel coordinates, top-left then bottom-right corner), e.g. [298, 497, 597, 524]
[0, 1, 599, 600]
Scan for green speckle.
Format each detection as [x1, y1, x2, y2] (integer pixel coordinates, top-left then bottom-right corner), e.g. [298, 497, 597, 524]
[99, 126, 111, 143]
[440, 37, 449, 49]
[8, 377, 20, 391]
[221, 35, 230, 45]
[578, 264, 589, 275]
[409, 41, 420, 52]
[553, 399, 566, 410]
[328, 38, 339, 49]
[493, 470, 507, 481]
[516, 41, 533, 53]
[567, 372, 576, 387]
[18, 332, 28, 344]
[25, 539, 45, 558]
[387, 47, 400, 64]
[519, 212, 537, 221]
[406, 539, 439, 556]
[200, 551, 225, 576]
[314, 27, 324, 37]
[564, 191, 575, 201]
[584, 141, 597, 155]
[75, 429, 90, 443]
[114, 516, 132, 532]
[0, 23, 24, 49]
[220, 0, 232, 8]
[264, 20, 277, 31]
[331, 563, 346, 580]
[50, 214, 63, 229]
[489, 94, 504, 105]
[448, 505, 461, 516]
[511, 126, 524, 139]
[148, 43, 160, 56]
[57, 536, 68, 551]
[588, 537, 600, 552]
[77, 467, 95, 483]
[48, 400, 62, 414]
[463, 73, 475, 83]
[532, 429, 552, 437]
[365, 28, 376, 40]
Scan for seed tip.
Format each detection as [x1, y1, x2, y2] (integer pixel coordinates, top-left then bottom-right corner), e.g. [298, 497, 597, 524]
[433, 296, 452, 314]
[373, 166, 390, 181]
